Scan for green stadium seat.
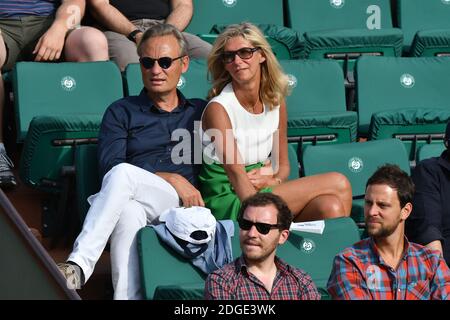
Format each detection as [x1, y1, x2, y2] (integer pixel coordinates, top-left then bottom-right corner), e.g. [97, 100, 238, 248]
[185, 1, 300, 59]
[186, 0, 283, 34]
[124, 60, 210, 100]
[416, 142, 446, 162]
[280, 59, 357, 157]
[13, 61, 122, 238]
[138, 217, 360, 300]
[287, 143, 300, 180]
[285, 0, 403, 73]
[397, 0, 450, 56]
[12, 61, 123, 142]
[301, 139, 410, 226]
[75, 144, 100, 224]
[356, 56, 450, 161]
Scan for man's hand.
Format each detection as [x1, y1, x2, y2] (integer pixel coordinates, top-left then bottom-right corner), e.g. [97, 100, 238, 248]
[33, 23, 67, 61]
[158, 173, 205, 207]
[247, 160, 277, 191]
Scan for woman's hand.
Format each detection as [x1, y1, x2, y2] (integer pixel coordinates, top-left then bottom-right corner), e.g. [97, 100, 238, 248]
[247, 160, 279, 190]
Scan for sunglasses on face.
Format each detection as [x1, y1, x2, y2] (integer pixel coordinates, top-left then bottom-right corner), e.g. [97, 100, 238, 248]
[222, 47, 260, 64]
[139, 55, 185, 69]
[238, 218, 280, 235]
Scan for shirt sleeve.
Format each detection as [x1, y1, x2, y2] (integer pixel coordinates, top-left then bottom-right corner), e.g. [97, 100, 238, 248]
[327, 254, 372, 300]
[204, 272, 233, 300]
[430, 254, 450, 300]
[298, 273, 321, 300]
[406, 160, 444, 245]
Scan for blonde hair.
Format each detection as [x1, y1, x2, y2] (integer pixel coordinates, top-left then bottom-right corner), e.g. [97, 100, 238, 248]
[207, 23, 289, 109]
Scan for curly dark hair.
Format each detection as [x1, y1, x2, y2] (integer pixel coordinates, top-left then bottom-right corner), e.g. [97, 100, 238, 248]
[238, 193, 293, 230]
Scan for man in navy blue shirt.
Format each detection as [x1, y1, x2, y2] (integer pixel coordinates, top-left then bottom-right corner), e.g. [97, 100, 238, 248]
[58, 23, 206, 299]
[406, 121, 450, 266]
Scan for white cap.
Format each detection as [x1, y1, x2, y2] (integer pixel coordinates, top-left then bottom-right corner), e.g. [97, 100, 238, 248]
[159, 206, 216, 244]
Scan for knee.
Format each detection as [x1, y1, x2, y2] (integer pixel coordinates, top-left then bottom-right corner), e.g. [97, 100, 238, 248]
[65, 27, 109, 61]
[328, 172, 352, 194]
[104, 163, 136, 183]
[316, 195, 348, 219]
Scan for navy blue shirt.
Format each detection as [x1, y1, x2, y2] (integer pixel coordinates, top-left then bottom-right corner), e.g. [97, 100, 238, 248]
[98, 89, 206, 187]
[406, 150, 450, 266]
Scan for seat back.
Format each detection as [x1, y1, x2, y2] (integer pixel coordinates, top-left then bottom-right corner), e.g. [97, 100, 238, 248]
[397, 0, 450, 50]
[19, 115, 101, 192]
[302, 139, 411, 199]
[185, 0, 283, 34]
[416, 143, 446, 162]
[13, 61, 123, 142]
[286, 0, 394, 33]
[124, 60, 210, 100]
[138, 217, 360, 300]
[280, 59, 357, 148]
[356, 56, 450, 159]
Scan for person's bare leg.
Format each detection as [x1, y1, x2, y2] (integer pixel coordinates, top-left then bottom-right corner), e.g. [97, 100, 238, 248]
[64, 27, 109, 62]
[272, 172, 352, 221]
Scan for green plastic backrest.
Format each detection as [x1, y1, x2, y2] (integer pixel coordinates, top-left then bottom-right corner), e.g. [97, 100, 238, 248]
[19, 115, 102, 192]
[356, 56, 450, 136]
[138, 217, 359, 299]
[0, 190, 80, 299]
[12, 61, 123, 142]
[75, 144, 100, 224]
[138, 226, 207, 300]
[185, 0, 283, 34]
[124, 60, 210, 100]
[417, 143, 446, 162]
[397, 0, 450, 49]
[286, 0, 393, 34]
[280, 59, 346, 115]
[302, 139, 410, 197]
[288, 143, 300, 180]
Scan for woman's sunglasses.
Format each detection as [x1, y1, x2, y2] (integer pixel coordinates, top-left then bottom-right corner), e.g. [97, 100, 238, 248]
[222, 47, 260, 64]
[238, 218, 280, 235]
[139, 55, 185, 69]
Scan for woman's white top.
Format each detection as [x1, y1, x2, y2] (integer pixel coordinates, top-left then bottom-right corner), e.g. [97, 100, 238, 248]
[200, 83, 279, 165]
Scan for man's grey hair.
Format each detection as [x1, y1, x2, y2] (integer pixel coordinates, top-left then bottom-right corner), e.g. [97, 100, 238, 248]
[137, 23, 188, 57]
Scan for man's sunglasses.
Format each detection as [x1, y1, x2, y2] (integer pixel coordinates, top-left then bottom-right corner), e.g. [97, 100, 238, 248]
[238, 218, 280, 235]
[222, 47, 260, 64]
[140, 55, 185, 69]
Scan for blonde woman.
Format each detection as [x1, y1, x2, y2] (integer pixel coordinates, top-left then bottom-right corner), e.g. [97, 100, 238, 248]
[199, 23, 352, 222]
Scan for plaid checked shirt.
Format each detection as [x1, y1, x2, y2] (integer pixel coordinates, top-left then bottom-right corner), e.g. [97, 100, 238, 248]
[327, 237, 450, 300]
[204, 256, 320, 300]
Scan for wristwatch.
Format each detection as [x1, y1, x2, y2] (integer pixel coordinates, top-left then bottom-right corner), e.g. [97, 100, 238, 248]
[127, 29, 142, 43]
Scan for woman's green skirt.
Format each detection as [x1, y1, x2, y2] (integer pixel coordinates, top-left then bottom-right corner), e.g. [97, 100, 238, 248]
[199, 161, 272, 220]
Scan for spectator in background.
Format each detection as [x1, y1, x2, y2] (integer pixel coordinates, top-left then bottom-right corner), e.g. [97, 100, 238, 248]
[205, 192, 320, 300]
[88, 0, 211, 71]
[406, 121, 450, 266]
[57, 24, 206, 300]
[327, 164, 450, 300]
[199, 22, 352, 222]
[0, 0, 108, 188]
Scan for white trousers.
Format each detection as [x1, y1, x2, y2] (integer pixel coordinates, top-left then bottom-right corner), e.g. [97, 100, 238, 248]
[68, 163, 179, 300]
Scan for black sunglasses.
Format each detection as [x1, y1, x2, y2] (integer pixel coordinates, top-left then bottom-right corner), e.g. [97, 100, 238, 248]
[222, 47, 260, 64]
[238, 218, 280, 235]
[140, 55, 185, 69]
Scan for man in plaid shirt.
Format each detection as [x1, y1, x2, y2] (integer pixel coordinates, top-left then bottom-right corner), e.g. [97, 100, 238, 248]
[205, 193, 320, 300]
[327, 164, 450, 300]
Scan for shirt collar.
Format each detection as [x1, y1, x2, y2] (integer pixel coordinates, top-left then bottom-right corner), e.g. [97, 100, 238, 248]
[236, 255, 290, 276]
[137, 88, 193, 113]
[369, 236, 411, 265]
